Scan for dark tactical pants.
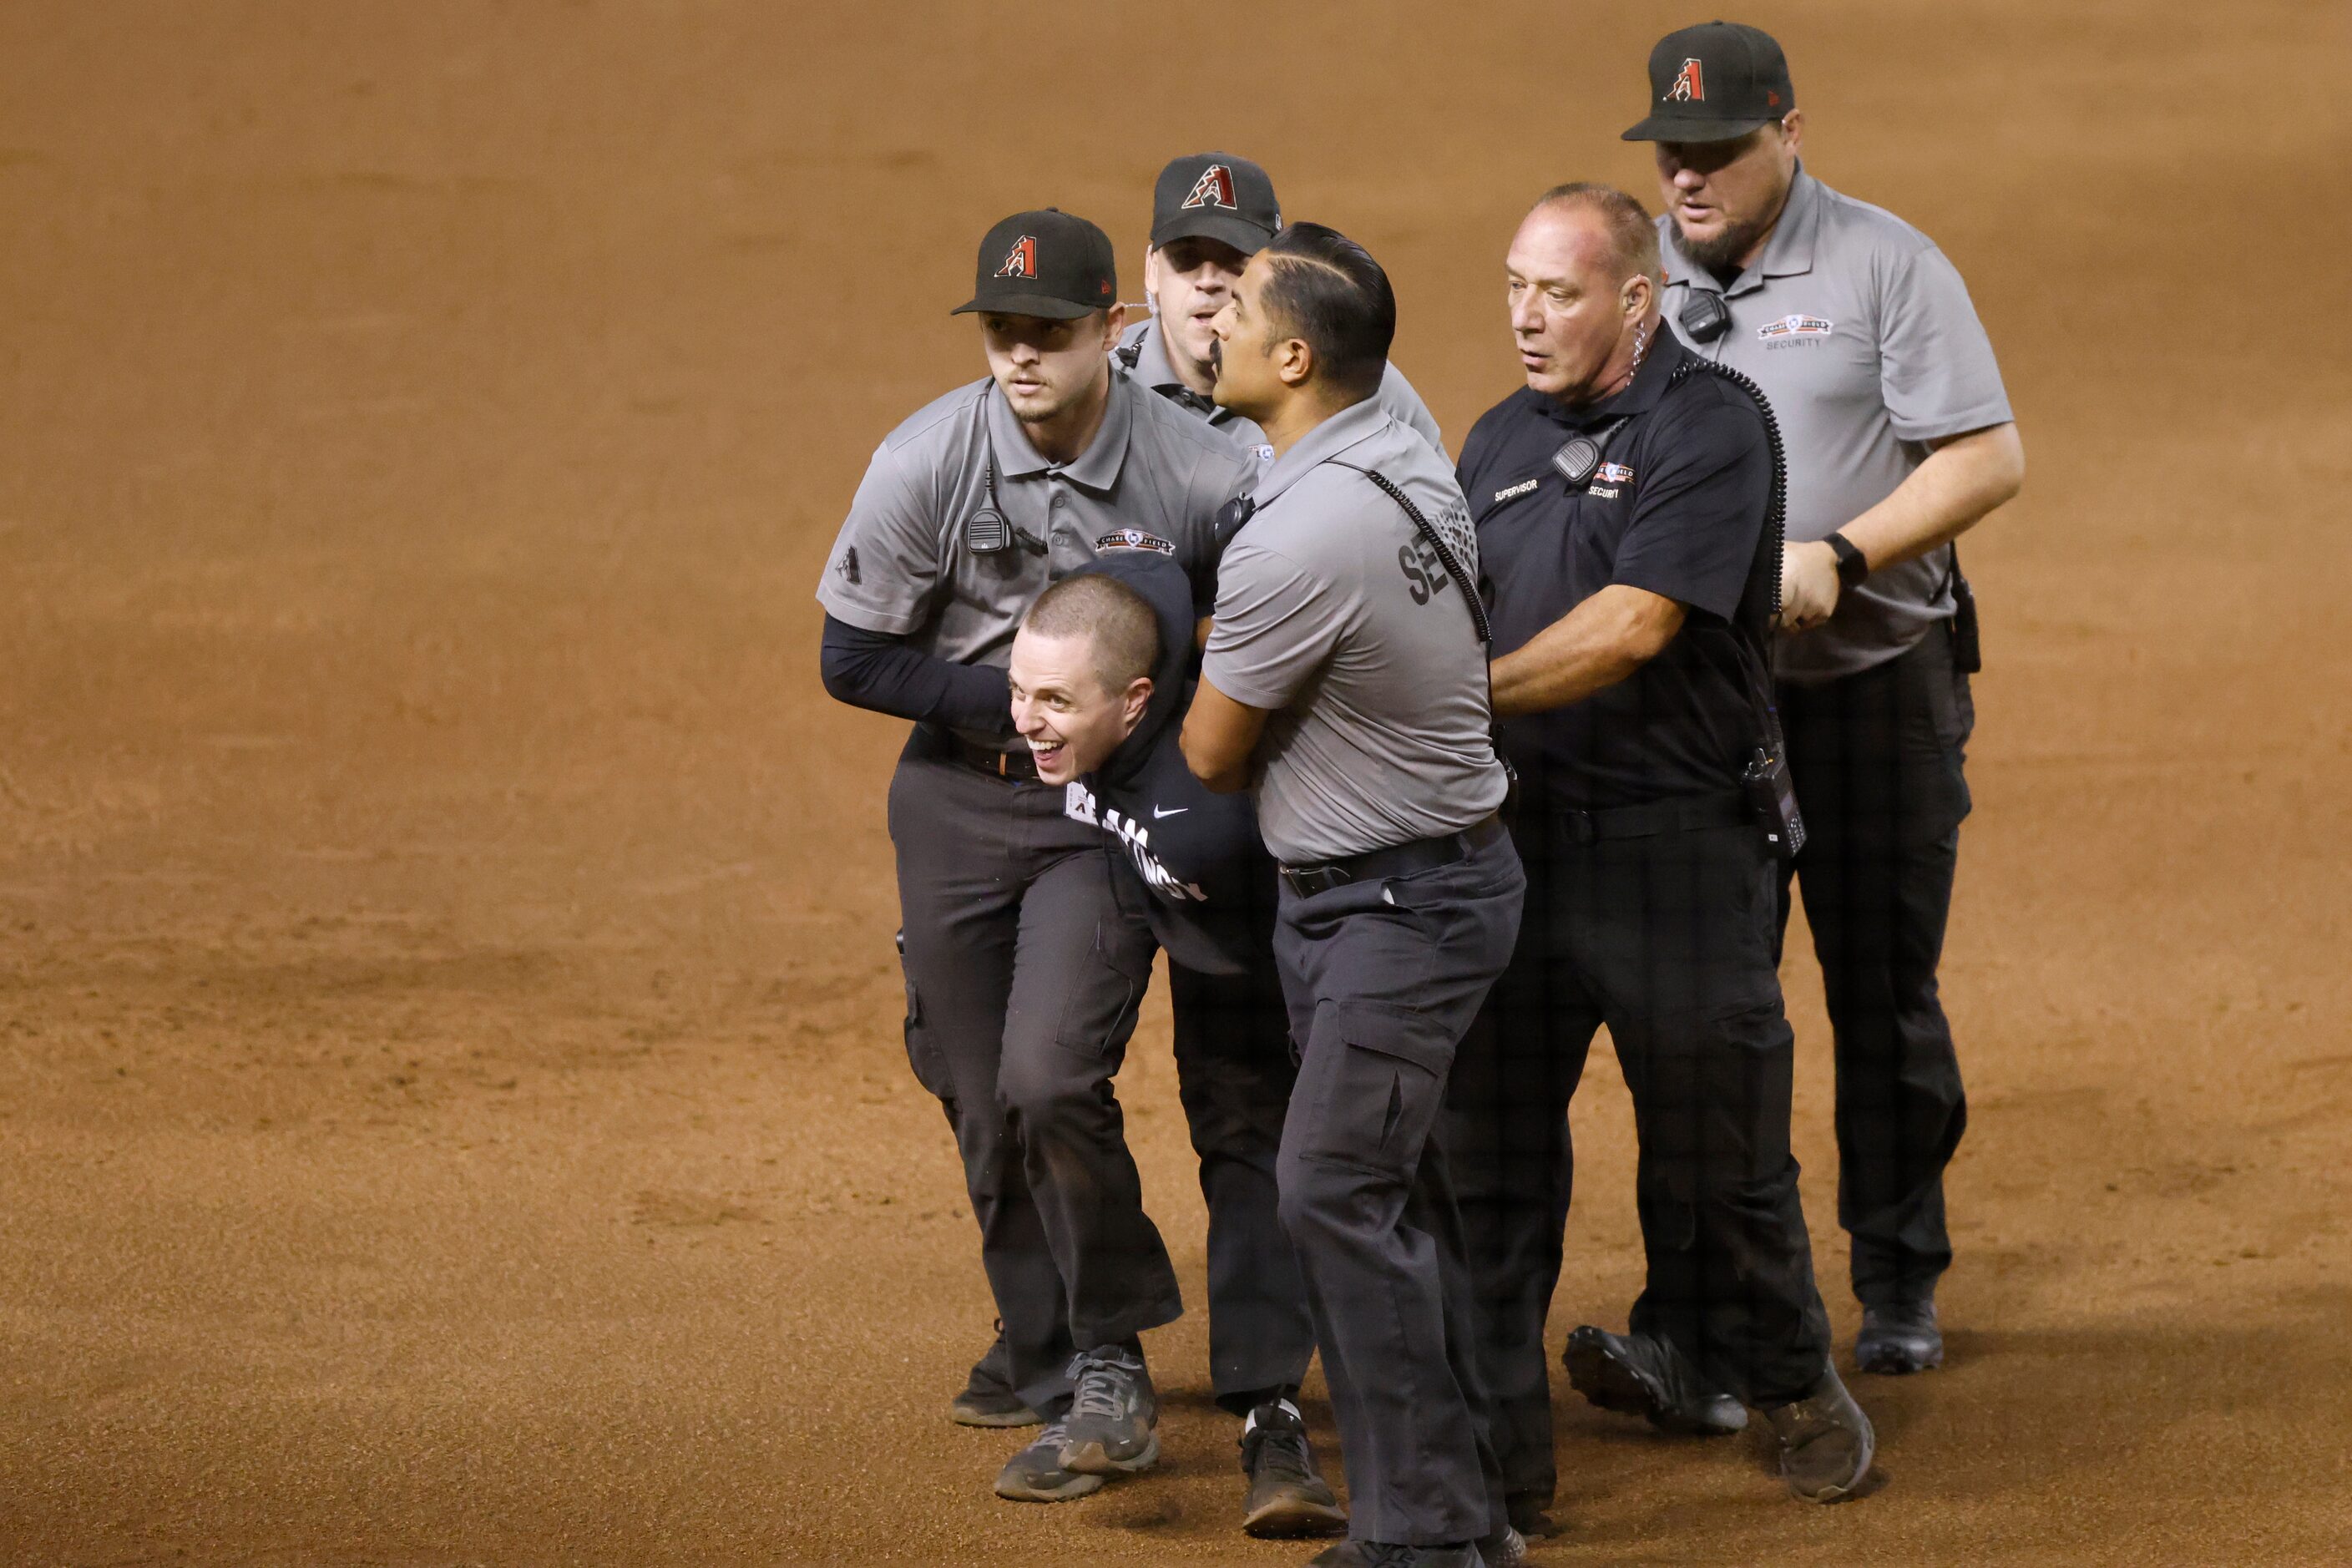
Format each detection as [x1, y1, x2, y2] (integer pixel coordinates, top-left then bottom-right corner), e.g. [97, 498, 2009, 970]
[1168, 954, 1317, 1414]
[1272, 830, 1524, 1548]
[1444, 813, 1833, 1516]
[889, 729, 1180, 1417]
[1778, 624, 1974, 1308]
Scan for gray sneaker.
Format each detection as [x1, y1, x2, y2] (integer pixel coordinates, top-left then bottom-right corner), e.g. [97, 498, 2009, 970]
[1564, 1325, 1747, 1436]
[1057, 1346, 1159, 1476]
[994, 1419, 1104, 1503]
[1760, 1365, 1875, 1503]
[1477, 1524, 1528, 1567]
[1856, 1298, 1944, 1375]
[951, 1324, 1044, 1428]
[1240, 1400, 1346, 1537]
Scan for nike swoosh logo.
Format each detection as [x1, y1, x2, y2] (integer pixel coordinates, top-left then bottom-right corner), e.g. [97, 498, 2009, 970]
[1152, 806, 1188, 819]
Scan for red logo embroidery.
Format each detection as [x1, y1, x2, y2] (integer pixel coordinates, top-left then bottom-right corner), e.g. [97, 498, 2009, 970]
[994, 235, 1038, 280]
[1181, 164, 1238, 210]
[1667, 58, 1705, 102]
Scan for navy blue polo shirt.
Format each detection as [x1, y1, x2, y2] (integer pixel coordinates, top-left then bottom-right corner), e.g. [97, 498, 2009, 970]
[1459, 327, 1778, 812]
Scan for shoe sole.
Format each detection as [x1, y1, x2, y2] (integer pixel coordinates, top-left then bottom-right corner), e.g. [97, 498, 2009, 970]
[1785, 1419, 1876, 1504]
[1564, 1336, 1745, 1438]
[994, 1469, 1105, 1504]
[1059, 1428, 1160, 1477]
[952, 1399, 1046, 1429]
[1856, 1341, 1945, 1376]
[1242, 1490, 1348, 1538]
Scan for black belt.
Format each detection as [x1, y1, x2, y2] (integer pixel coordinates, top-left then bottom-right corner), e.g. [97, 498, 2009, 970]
[948, 735, 1040, 781]
[1556, 791, 1748, 845]
[1280, 812, 1505, 899]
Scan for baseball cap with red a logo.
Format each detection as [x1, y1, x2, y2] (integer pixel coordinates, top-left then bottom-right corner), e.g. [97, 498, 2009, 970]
[1621, 21, 1795, 143]
[1149, 153, 1282, 255]
[953, 209, 1119, 320]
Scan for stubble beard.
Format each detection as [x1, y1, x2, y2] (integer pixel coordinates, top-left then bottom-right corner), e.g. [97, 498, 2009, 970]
[1677, 213, 1771, 273]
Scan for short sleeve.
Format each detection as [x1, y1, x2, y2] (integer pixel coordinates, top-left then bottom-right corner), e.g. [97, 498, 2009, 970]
[1879, 242, 2014, 443]
[1201, 539, 1344, 711]
[814, 442, 943, 635]
[1610, 396, 1770, 623]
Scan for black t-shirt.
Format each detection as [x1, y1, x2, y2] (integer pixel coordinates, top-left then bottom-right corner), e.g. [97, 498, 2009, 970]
[1067, 550, 1278, 978]
[1458, 328, 1778, 811]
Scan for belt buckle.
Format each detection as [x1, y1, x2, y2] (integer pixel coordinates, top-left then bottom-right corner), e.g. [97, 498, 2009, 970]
[1283, 864, 1352, 898]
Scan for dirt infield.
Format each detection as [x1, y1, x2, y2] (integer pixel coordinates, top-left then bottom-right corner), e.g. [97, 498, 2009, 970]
[3, 3, 2348, 1564]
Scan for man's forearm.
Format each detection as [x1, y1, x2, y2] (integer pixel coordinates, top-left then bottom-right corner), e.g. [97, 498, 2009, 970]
[1489, 584, 1684, 719]
[1839, 422, 2026, 571]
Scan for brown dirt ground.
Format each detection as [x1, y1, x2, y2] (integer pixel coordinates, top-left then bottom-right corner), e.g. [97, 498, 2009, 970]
[3, 3, 2349, 1564]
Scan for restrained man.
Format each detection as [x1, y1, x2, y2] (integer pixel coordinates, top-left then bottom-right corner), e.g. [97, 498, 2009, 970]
[1626, 18, 2025, 1376]
[1444, 183, 1873, 1522]
[1005, 554, 1347, 1540]
[1182, 222, 1525, 1568]
[815, 208, 1250, 1504]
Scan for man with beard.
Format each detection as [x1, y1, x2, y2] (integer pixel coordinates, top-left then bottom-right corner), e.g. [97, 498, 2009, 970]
[815, 207, 1251, 1504]
[1443, 183, 1874, 1527]
[1115, 152, 1445, 462]
[1597, 19, 2025, 1387]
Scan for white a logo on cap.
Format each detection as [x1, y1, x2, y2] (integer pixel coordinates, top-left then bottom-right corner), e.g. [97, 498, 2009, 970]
[1181, 164, 1238, 210]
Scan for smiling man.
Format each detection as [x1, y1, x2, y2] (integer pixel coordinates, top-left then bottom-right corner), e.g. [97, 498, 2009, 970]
[815, 207, 1252, 1506]
[1115, 152, 1446, 462]
[1626, 18, 2025, 1383]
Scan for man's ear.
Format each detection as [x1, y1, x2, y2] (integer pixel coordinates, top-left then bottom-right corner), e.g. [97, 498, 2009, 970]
[1141, 245, 1161, 307]
[1100, 302, 1127, 350]
[1779, 109, 1805, 159]
[1275, 335, 1314, 390]
[1622, 271, 1656, 322]
[1121, 675, 1155, 731]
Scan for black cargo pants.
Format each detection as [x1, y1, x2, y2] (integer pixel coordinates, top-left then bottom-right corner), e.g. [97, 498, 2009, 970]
[1444, 807, 1833, 1517]
[1778, 623, 1974, 1308]
[1272, 827, 1525, 1548]
[889, 727, 1181, 1417]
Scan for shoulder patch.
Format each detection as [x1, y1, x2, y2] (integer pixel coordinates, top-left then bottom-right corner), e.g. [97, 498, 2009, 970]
[1095, 528, 1176, 556]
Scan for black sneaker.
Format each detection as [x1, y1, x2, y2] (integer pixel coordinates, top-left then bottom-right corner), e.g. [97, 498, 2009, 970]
[994, 1419, 1104, 1503]
[950, 1324, 1044, 1428]
[1564, 1325, 1747, 1436]
[1240, 1400, 1347, 1537]
[1760, 1365, 1875, 1503]
[1057, 1346, 1158, 1476]
[1856, 1298, 1944, 1375]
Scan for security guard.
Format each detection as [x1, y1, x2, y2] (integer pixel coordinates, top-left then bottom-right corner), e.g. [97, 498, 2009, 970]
[1116, 152, 1445, 461]
[1183, 222, 1523, 1568]
[1441, 183, 1872, 1523]
[1626, 20, 2025, 1374]
[815, 207, 1252, 1504]
[1007, 554, 1347, 1540]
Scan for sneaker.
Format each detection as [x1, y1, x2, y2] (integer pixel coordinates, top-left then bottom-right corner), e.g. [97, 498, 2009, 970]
[1563, 1325, 1747, 1436]
[1760, 1365, 1875, 1503]
[1240, 1400, 1347, 1537]
[1504, 1495, 1559, 1538]
[1477, 1524, 1528, 1567]
[994, 1419, 1104, 1503]
[1306, 1544, 1487, 1566]
[1057, 1346, 1158, 1476]
[951, 1323, 1044, 1428]
[1856, 1298, 1944, 1375]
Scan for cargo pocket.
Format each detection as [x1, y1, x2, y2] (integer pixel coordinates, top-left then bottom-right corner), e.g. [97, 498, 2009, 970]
[900, 968, 956, 1101]
[1309, 1000, 1457, 1176]
[1052, 918, 1155, 1057]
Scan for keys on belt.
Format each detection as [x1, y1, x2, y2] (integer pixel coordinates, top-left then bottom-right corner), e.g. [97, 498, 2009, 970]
[1279, 812, 1505, 899]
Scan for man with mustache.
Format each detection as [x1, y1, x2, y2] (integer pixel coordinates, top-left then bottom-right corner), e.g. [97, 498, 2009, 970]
[815, 207, 1251, 1505]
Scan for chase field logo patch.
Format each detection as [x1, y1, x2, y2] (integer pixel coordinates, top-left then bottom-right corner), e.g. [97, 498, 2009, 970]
[1095, 528, 1176, 556]
[1181, 164, 1238, 210]
[994, 235, 1038, 280]
[1758, 314, 1834, 339]
[1596, 462, 1635, 484]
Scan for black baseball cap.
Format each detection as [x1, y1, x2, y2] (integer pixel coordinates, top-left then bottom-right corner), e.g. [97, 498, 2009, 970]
[1149, 153, 1282, 255]
[952, 209, 1118, 319]
[1621, 21, 1796, 143]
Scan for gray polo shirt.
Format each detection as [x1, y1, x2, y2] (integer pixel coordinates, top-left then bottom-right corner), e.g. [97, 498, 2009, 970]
[1203, 396, 1509, 864]
[1659, 167, 2014, 682]
[1115, 316, 1448, 463]
[817, 372, 1251, 720]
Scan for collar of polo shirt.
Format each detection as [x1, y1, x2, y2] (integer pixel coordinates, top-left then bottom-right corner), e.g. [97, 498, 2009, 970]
[1668, 164, 1827, 298]
[1250, 394, 1393, 508]
[984, 370, 1136, 490]
[1530, 323, 1687, 432]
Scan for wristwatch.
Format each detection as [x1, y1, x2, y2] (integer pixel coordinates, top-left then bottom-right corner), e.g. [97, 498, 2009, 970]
[1824, 530, 1870, 589]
